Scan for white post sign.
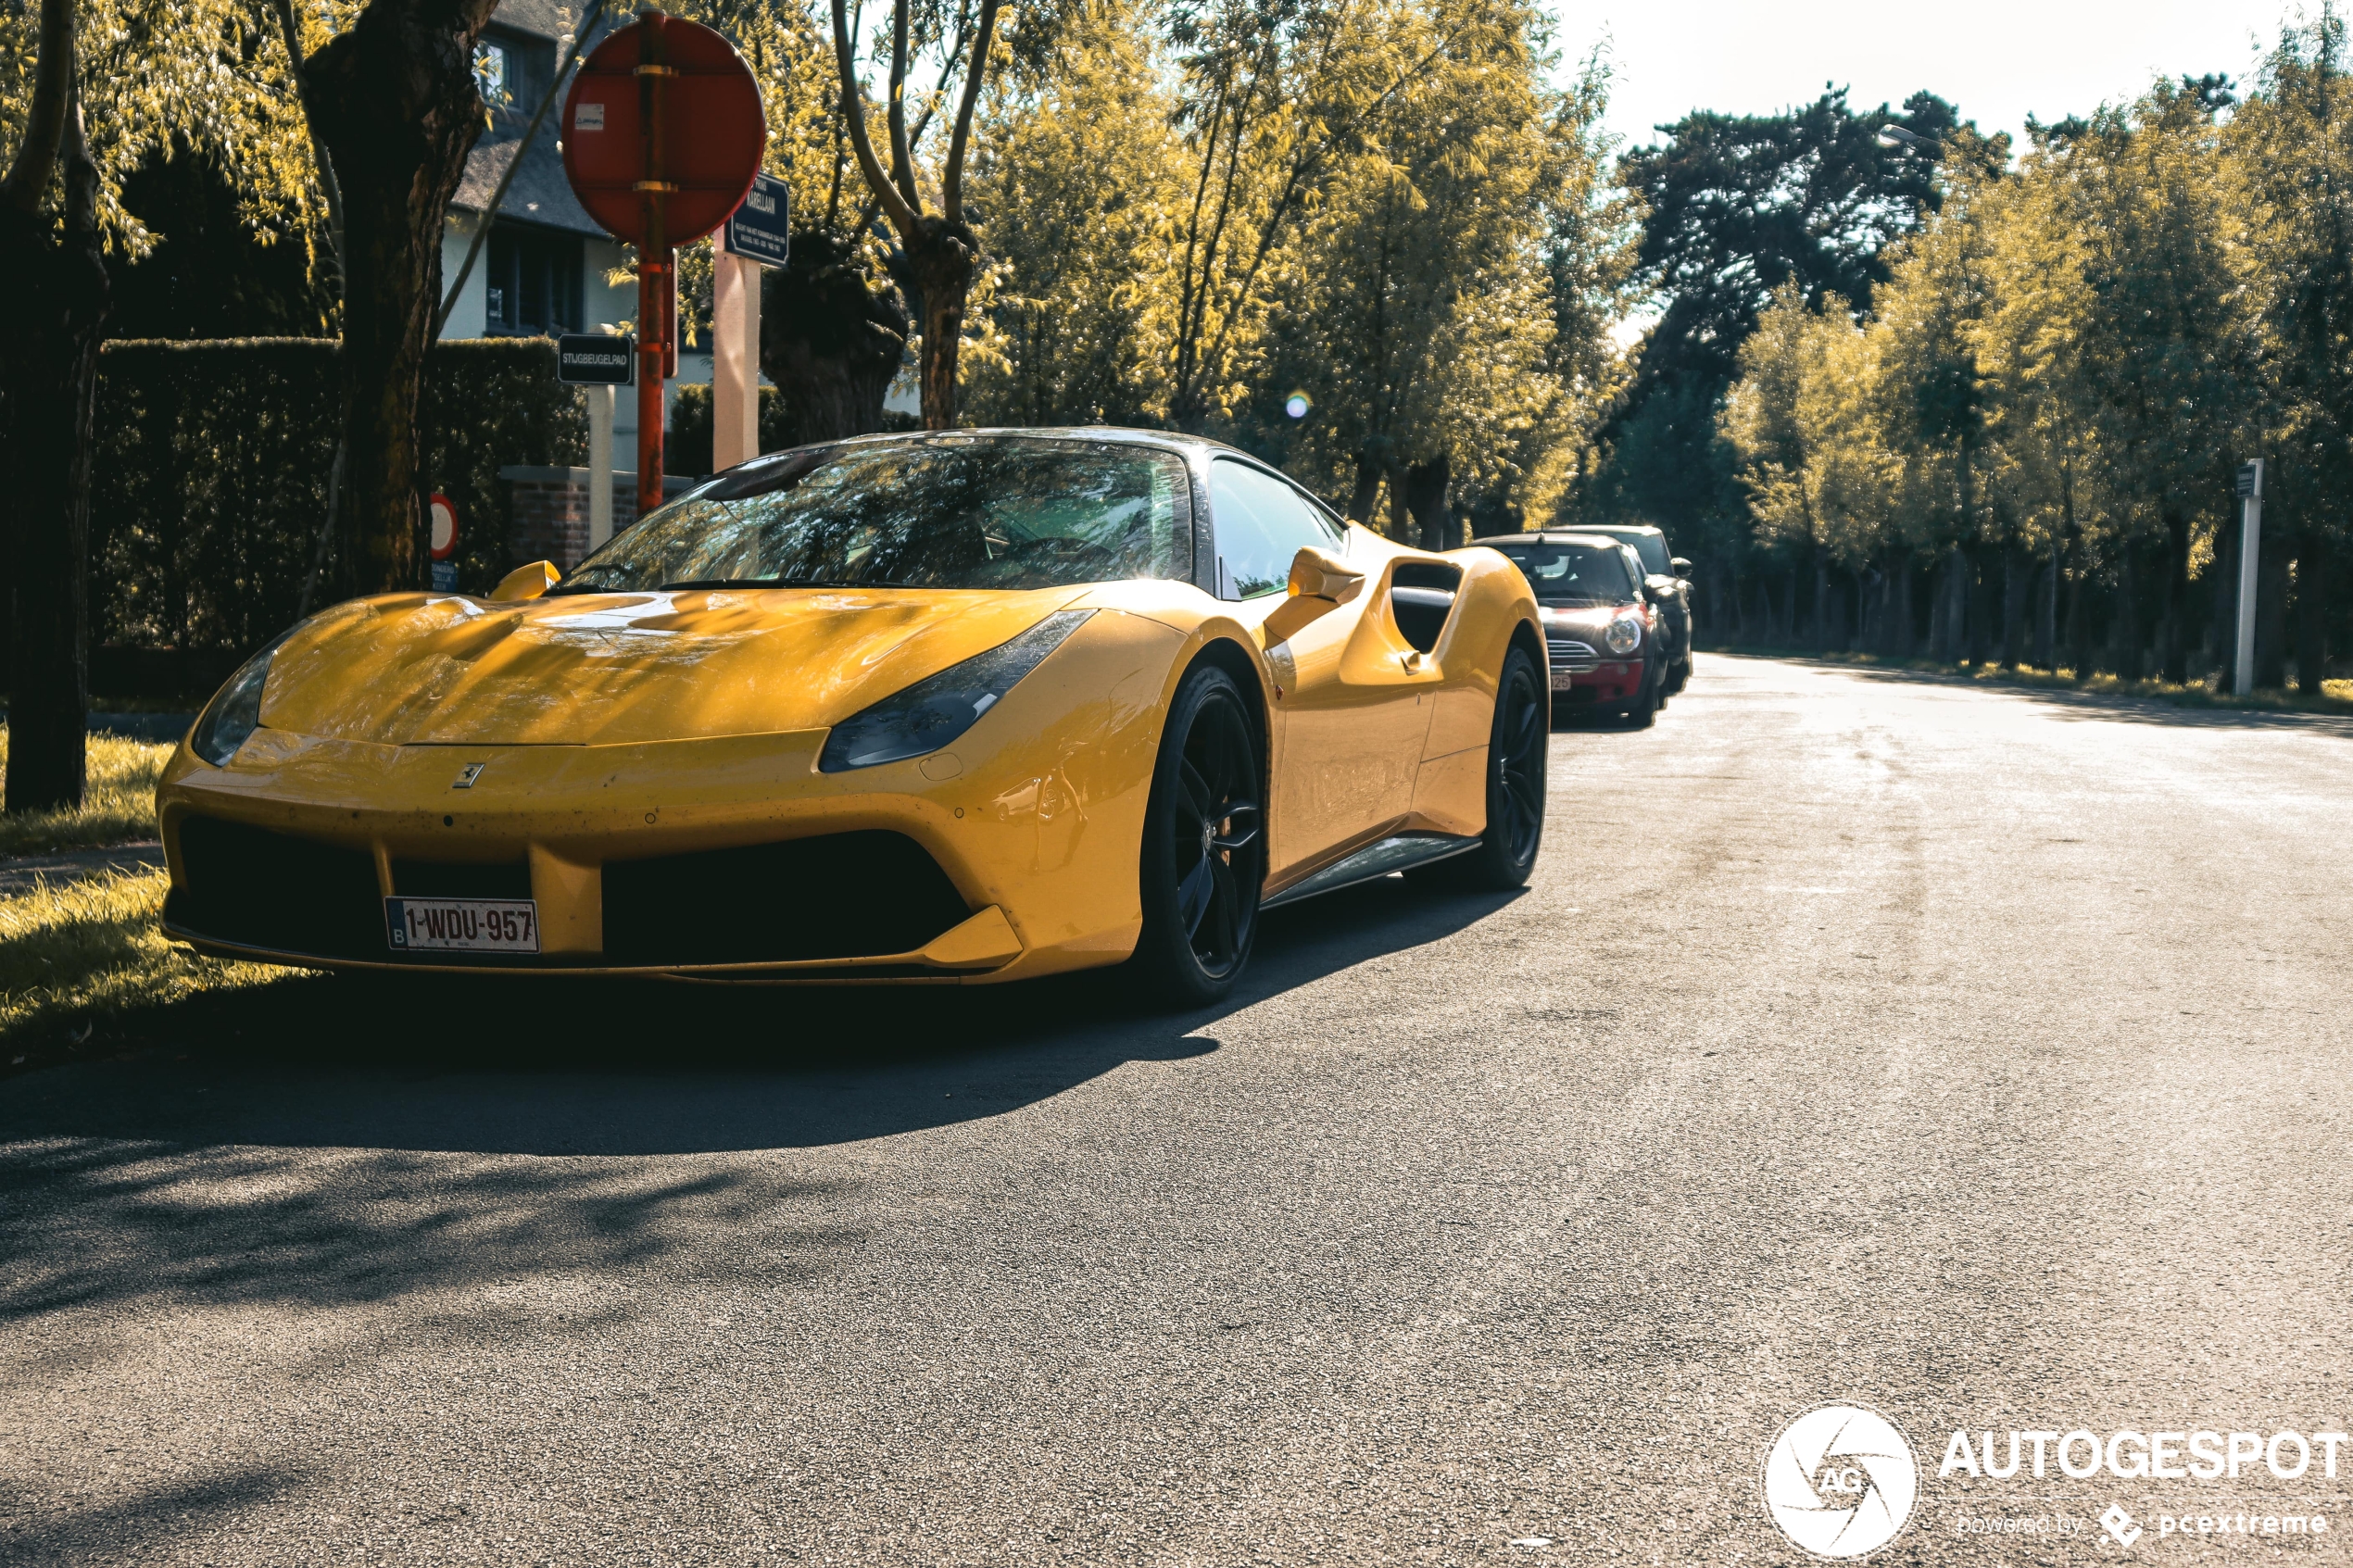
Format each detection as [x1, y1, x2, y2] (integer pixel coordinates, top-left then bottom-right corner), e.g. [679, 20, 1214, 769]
[2233, 458, 2263, 697]
[559, 332, 635, 552]
[715, 172, 789, 473]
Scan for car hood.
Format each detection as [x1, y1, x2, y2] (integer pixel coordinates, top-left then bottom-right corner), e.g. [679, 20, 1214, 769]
[257, 586, 1092, 746]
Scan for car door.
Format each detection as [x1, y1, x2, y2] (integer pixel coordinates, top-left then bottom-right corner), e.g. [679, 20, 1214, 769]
[1207, 458, 1434, 881]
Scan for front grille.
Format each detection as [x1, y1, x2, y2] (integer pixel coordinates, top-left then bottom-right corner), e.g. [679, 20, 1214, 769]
[169, 817, 975, 971]
[170, 815, 384, 959]
[1546, 637, 1600, 674]
[601, 831, 971, 966]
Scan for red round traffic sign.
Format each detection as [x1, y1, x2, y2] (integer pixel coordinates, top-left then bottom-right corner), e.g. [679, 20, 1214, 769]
[561, 14, 766, 247]
[428, 494, 459, 561]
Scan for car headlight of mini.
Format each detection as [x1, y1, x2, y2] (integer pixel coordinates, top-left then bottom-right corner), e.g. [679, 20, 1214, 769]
[188, 629, 296, 768]
[820, 609, 1093, 772]
[1603, 613, 1642, 656]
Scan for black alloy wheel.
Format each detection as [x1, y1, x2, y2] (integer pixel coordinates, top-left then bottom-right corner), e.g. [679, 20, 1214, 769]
[1130, 666, 1265, 1005]
[1413, 646, 1545, 891]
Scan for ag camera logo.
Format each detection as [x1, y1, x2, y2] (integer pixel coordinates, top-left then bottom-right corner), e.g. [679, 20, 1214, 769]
[1763, 1404, 1919, 1558]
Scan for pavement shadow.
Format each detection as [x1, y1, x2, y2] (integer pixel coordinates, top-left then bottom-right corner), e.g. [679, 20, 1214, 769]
[0, 876, 1516, 1329]
[0, 873, 1519, 1160]
[1723, 650, 2353, 738]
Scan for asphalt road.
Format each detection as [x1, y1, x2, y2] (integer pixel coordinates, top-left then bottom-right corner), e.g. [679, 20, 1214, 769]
[5, 654, 2350, 1566]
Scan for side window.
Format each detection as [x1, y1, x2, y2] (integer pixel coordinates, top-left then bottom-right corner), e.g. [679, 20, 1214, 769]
[1208, 459, 1343, 599]
[1619, 546, 1645, 596]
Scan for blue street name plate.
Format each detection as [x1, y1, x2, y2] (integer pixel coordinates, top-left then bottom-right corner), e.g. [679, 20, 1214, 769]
[431, 560, 458, 591]
[724, 172, 790, 267]
[558, 333, 635, 384]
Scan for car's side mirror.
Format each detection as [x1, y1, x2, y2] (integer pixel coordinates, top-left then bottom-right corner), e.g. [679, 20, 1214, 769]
[491, 560, 560, 601]
[1670, 557, 1692, 580]
[1288, 546, 1365, 603]
[1264, 546, 1366, 646]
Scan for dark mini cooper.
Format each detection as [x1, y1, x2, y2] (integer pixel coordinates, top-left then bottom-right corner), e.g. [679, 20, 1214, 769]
[1486, 532, 1666, 726]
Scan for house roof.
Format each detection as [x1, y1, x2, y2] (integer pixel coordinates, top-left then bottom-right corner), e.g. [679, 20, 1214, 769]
[486, 0, 577, 44]
[450, 1, 621, 239]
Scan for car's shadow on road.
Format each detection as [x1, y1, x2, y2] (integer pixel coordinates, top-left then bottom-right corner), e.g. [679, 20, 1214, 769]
[0, 878, 1524, 1160]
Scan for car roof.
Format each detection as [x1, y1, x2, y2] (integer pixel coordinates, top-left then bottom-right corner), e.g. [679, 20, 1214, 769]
[790, 425, 1244, 461]
[1489, 532, 1643, 550]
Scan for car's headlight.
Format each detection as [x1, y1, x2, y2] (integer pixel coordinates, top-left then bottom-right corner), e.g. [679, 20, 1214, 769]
[188, 630, 296, 768]
[1603, 614, 1642, 656]
[820, 610, 1093, 772]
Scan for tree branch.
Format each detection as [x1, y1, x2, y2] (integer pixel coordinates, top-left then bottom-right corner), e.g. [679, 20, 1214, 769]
[270, 0, 347, 286]
[886, 0, 921, 211]
[940, 0, 1000, 223]
[832, 0, 921, 236]
[3, 0, 74, 215]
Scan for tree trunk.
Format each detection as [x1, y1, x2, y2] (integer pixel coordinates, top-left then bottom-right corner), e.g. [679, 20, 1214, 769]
[306, 0, 499, 598]
[1346, 451, 1383, 525]
[2160, 508, 2191, 684]
[0, 91, 107, 814]
[2212, 513, 2241, 688]
[2001, 543, 2029, 670]
[2111, 544, 2141, 679]
[1810, 546, 1831, 649]
[762, 231, 907, 441]
[1883, 552, 1915, 657]
[2032, 545, 2057, 672]
[2064, 548, 2086, 677]
[2294, 529, 2329, 695]
[1402, 455, 1451, 552]
[901, 216, 979, 431]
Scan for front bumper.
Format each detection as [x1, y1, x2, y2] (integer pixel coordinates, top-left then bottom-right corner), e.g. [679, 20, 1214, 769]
[1546, 652, 1650, 706]
[157, 709, 1157, 985]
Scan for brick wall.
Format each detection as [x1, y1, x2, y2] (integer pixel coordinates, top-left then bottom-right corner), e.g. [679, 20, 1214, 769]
[497, 466, 698, 571]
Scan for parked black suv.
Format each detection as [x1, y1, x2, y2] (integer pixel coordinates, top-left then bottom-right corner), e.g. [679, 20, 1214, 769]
[1580, 525, 1692, 695]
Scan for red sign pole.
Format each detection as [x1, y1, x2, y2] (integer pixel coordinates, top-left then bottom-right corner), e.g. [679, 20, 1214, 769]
[635, 9, 671, 521]
[561, 9, 763, 522]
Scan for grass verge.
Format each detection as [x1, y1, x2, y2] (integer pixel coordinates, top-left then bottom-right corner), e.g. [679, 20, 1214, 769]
[1699, 647, 2353, 716]
[0, 866, 283, 1062]
[0, 724, 173, 857]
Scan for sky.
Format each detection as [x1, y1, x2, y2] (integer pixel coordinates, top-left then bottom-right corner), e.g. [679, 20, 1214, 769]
[1564, 0, 2299, 157]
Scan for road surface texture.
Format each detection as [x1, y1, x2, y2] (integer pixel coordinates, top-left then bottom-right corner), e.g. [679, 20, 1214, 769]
[4, 655, 2348, 1565]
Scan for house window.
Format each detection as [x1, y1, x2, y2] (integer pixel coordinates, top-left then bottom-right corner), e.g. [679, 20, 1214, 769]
[473, 41, 507, 104]
[484, 225, 584, 336]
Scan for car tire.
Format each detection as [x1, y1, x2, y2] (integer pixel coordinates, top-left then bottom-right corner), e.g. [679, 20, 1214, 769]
[1412, 646, 1545, 892]
[1622, 666, 1658, 729]
[1127, 664, 1265, 1007]
[1667, 655, 1692, 695]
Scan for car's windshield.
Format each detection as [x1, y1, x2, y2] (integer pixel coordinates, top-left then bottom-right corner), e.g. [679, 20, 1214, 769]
[1489, 541, 1633, 606]
[555, 436, 1191, 594]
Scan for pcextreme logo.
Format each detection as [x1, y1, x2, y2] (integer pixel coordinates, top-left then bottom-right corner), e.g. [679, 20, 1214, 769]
[1762, 1405, 1920, 1559]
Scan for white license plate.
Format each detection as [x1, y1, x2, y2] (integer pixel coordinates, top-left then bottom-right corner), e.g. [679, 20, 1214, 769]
[1551, 669, 1581, 690]
[384, 897, 540, 954]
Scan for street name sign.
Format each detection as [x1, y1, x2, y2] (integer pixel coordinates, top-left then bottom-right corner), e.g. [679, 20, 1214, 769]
[724, 172, 790, 266]
[558, 334, 635, 384]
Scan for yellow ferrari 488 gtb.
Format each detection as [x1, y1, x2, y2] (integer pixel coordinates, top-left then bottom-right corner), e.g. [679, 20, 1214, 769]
[157, 430, 1547, 1002]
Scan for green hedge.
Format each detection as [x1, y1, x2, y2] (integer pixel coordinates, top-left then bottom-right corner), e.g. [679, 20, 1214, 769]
[664, 383, 799, 478]
[89, 337, 587, 656]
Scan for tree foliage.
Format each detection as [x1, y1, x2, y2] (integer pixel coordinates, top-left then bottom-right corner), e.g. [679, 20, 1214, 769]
[1707, 35, 2353, 691]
